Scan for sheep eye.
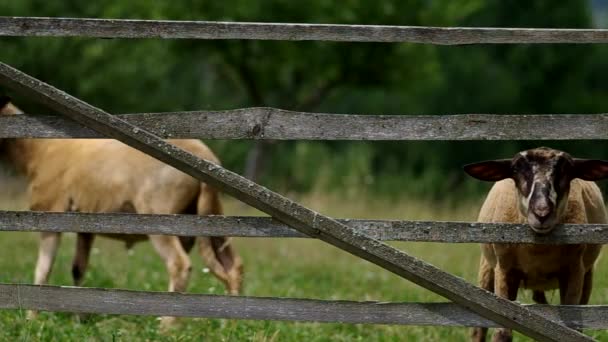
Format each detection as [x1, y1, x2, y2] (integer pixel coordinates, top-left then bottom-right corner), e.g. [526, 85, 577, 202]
[512, 159, 525, 174]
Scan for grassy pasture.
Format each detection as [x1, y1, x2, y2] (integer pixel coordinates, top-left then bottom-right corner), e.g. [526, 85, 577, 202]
[0, 181, 606, 341]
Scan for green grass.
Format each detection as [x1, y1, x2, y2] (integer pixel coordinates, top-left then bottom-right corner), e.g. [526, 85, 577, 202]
[0, 188, 606, 341]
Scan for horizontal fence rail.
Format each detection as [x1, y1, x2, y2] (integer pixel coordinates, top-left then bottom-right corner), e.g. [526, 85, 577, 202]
[2, 17, 608, 45]
[2, 211, 607, 244]
[1, 284, 606, 329]
[3, 110, 608, 140]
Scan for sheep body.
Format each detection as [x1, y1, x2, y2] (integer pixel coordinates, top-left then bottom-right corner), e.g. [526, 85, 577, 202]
[478, 178, 604, 292]
[15, 138, 217, 214]
[473, 178, 605, 341]
[0, 98, 242, 328]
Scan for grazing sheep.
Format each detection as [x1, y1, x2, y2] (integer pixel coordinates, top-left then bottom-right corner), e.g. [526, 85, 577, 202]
[0, 96, 243, 327]
[464, 147, 608, 342]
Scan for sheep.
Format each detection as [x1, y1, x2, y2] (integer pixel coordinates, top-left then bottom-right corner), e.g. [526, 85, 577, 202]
[0, 96, 243, 328]
[464, 147, 608, 342]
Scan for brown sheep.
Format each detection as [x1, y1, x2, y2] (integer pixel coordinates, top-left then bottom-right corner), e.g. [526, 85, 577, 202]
[0, 96, 243, 327]
[464, 147, 608, 342]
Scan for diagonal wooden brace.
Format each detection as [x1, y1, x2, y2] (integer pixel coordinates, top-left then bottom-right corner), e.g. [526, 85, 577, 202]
[0, 61, 593, 342]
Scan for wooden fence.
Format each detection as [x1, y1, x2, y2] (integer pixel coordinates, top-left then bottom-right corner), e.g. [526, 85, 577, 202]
[1, 16, 608, 341]
[3, 109, 608, 140]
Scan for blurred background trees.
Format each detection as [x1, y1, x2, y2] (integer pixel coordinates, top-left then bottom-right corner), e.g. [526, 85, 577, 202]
[2, 0, 608, 200]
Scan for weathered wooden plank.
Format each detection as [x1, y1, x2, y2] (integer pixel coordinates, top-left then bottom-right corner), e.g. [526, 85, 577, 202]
[2, 211, 607, 244]
[0, 62, 588, 342]
[3, 110, 608, 140]
[2, 17, 608, 45]
[0, 284, 605, 330]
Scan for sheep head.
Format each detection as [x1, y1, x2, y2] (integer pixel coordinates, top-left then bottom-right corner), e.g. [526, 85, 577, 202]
[465, 147, 608, 234]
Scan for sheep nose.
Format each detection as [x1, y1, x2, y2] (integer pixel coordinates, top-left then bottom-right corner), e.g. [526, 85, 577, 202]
[533, 205, 551, 220]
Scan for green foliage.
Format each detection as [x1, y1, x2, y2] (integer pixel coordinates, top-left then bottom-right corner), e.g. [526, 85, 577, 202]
[1, 1, 608, 199]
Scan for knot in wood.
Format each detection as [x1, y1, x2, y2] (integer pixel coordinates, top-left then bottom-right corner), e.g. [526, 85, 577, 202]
[251, 123, 263, 138]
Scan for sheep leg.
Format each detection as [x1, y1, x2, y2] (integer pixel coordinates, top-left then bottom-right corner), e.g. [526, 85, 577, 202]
[149, 235, 192, 329]
[559, 267, 584, 305]
[34, 232, 62, 284]
[557, 266, 586, 333]
[492, 266, 520, 342]
[72, 233, 95, 286]
[472, 256, 494, 342]
[28, 232, 62, 319]
[197, 186, 243, 295]
[580, 270, 593, 305]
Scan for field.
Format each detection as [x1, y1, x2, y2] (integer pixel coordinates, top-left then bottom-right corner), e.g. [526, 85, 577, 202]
[0, 180, 607, 341]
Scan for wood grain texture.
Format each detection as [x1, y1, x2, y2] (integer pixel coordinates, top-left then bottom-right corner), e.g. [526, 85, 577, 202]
[1, 211, 606, 244]
[2, 110, 608, 140]
[0, 284, 605, 330]
[2, 17, 608, 45]
[0, 62, 589, 342]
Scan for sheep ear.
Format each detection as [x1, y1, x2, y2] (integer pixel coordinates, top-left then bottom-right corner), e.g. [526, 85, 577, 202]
[464, 159, 512, 182]
[0, 95, 11, 109]
[573, 159, 608, 181]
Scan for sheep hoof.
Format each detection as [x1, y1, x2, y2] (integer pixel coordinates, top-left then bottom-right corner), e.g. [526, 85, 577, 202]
[492, 329, 513, 342]
[26, 310, 38, 320]
[158, 316, 180, 333]
[75, 312, 93, 323]
[471, 327, 486, 342]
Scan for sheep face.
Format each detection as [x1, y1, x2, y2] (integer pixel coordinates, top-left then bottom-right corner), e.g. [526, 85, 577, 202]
[465, 147, 608, 234]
